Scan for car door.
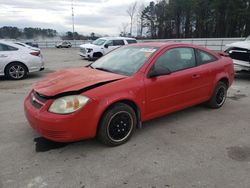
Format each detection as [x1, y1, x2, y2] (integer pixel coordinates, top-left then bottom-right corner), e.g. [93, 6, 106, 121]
[62, 42, 67, 47]
[144, 47, 206, 119]
[103, 40, 124, 54]
[103, 40, 115, 54]
[0, 43, 17, 74]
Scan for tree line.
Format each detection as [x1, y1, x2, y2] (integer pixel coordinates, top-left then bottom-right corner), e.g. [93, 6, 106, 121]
[123, 0, 250, 39]
[0, 26, 57, 39]
[0, 26, 102, 40]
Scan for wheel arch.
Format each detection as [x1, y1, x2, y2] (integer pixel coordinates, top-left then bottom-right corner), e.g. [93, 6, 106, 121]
[96, 99, 142, 136]
[4, 61, 29, 75]
[218, 77, 229, 88]
[209, 75, 229, 98]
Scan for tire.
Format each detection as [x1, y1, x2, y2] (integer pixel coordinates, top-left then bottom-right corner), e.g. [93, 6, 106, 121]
[5, 63, 28, 80]
[207, 81, 228, 109]
[97, 103, 137, 146]
[93, 52, 103, 60]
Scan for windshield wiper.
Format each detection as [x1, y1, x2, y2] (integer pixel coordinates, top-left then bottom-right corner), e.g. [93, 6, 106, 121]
[88, 64, 94, 69]
[95, 67, 114, 73]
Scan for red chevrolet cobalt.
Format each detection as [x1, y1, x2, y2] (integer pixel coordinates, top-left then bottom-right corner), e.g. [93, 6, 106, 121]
[24, 42, 234, 146]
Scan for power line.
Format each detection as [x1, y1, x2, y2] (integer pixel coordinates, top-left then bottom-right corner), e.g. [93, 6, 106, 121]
[71, 0, 75, 40]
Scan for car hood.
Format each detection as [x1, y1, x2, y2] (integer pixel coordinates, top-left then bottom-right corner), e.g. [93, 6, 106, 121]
[79, 43, 99, 49]
[33, 67, 127, 97]
[226, 41, 250, 50]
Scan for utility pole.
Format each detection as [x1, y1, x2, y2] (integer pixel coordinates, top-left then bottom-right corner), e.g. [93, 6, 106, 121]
[71, 0, 75, 40]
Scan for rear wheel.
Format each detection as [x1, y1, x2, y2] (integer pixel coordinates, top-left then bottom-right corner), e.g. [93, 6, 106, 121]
[97, 103, 137, 146]
[5, 63, 28, 80]
[207, 81, 227, 108]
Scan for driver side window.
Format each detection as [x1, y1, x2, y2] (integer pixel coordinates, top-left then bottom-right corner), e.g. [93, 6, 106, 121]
[154, 48, 196, 72]
[105, 40, 113, 46]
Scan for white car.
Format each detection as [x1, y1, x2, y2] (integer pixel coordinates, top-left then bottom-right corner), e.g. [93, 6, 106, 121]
[0, 41, 44, 80]
[225, 36, 250, 71]
[14, 42, 41, 52]
[79, 37, 137, 60]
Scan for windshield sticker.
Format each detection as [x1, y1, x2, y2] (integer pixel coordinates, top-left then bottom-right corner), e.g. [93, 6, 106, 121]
[140, 48, 157, 53]
[144, 52, 153, 59]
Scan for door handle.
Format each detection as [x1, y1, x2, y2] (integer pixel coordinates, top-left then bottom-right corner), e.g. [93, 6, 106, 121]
[0, 55, 7, 58]
[192, 74, 200, 79]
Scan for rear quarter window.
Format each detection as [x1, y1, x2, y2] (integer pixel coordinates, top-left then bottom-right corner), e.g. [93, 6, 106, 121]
[197, 49, 217, 65]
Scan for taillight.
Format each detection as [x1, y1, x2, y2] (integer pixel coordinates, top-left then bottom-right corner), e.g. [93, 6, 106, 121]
[30, 51, 40, 56]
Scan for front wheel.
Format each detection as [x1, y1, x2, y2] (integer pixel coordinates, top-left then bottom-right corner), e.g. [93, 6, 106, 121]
[97, 103, 137, 146]
[207, 81, 227, 108]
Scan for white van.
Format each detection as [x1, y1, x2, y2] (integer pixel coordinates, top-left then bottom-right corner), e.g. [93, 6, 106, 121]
[79, 37, 137, 60]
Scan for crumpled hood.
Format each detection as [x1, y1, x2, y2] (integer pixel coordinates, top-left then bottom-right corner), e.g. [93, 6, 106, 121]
[226, 41, 250, 50]
[79, 43, 98, 49]
[33, 67, 127, 97]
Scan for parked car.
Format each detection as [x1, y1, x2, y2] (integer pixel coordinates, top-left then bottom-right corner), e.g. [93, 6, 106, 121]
[24, 42, 234, 146]
[225, 35, 250, 71]
[14, 42, 41, 52]
[56, 41, 72, 48]
[25, 42, 39, 48]
[79, 37, 137, 60]
[0, 41, 44, 80]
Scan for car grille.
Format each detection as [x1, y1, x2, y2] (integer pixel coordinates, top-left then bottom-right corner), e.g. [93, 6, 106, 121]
[80, 47, 86, 54]
[227, 47, 250, 62]
[30, 91, 48, 109]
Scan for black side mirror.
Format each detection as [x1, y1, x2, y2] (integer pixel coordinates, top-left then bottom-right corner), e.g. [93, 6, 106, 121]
[148, 65, 171, 78]
[104, 44, 109, 48]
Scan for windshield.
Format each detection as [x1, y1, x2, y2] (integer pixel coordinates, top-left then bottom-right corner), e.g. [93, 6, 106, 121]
[92, 39, 106, 46]
[91, 46, 158, 76]
[246, 36, 250, 41]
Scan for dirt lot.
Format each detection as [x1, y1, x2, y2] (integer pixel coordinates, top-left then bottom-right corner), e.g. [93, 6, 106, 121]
[0, 48, 250, 188]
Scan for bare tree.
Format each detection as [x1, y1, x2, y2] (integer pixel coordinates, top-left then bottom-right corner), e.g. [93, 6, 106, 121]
[127, 1, 137, 36]
[119, 22, 129, 36]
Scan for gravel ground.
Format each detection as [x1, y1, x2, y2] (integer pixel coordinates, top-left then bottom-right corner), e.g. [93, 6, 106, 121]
[0, 48, 250, 188]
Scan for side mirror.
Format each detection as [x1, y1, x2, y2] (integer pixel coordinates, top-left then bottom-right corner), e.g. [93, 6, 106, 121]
[148, 65, 171, 78]
[104, 44, 109, 48]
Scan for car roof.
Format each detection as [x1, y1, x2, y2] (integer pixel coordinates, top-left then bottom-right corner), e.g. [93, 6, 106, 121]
[99, 37, 136, 40]
[15, 42, 28, 46]
[130, 41, 206, 49]
[0, 40, 31, 50]
[128, 42, 220, 58]
[129, 42, 183, 48]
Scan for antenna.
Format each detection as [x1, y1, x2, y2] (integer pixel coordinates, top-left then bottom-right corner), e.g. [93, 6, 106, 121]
[71, 0, 75, 40]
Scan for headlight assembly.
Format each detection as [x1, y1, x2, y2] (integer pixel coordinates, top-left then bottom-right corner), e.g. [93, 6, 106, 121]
[87, 48, 93, 53]
[49, 95, 89, 114]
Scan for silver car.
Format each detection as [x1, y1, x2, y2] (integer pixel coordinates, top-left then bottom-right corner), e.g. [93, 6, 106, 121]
[0, 41, 44, 80]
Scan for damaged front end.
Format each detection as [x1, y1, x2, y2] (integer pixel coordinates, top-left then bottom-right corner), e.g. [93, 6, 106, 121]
[225, 37, 250, 72]
[29, 79, 123, 111]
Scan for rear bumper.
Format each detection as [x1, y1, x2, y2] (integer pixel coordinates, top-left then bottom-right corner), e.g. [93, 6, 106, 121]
[28, 58, 45, 73]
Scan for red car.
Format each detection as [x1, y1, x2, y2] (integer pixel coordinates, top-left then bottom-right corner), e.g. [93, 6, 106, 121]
[24, 42, 234, 146]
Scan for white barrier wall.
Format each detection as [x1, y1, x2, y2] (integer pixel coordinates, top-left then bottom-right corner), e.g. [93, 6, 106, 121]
[21, 38, 245, 51]
[139, 38, 245, 51]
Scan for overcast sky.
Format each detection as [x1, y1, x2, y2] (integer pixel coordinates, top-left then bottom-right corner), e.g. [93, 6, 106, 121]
[0, 0, 153, 36]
